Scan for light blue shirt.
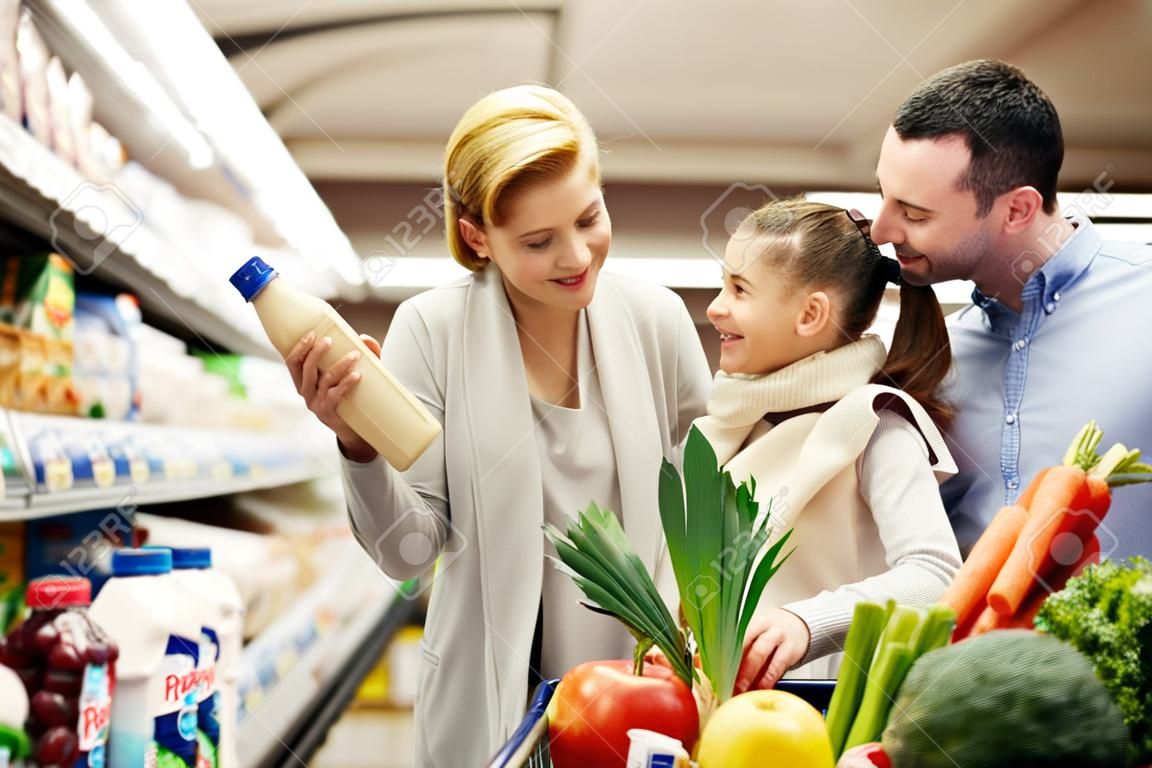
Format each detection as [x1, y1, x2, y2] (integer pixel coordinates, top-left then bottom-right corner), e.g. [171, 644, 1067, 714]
[942, 216, 1152, 560]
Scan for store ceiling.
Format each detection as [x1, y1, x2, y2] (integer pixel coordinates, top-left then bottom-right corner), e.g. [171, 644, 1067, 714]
[191, 0, 1152, 192]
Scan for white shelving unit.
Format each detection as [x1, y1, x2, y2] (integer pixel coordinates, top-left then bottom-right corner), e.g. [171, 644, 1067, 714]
[0, 408, 335, 520]
[0, 3, 402, 765]
[0, 113, 277, 357]
[236, 549, 412, 768]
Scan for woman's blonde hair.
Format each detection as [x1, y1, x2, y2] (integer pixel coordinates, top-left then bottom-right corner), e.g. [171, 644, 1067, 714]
[443, 85, 600, 271]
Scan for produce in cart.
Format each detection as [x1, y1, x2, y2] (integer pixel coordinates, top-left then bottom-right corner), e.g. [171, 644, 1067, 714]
[544, 426, 797, 764]
[1037, 556, 1152, 766]
[547, 659, 697, 768]
[822, 601, 955, 761]
[694, 689, 835, 768]
[880, 630, 1129, 768]
[940, 421, 1152, 639]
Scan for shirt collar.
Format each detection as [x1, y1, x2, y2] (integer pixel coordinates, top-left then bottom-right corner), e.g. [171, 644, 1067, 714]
[971, 213, 1102, 322]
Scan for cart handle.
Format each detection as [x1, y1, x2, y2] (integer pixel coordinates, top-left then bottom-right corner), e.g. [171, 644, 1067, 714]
[487, 679, 559, 768]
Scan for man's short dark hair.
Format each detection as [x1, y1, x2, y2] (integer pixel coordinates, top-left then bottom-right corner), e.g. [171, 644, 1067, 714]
[894, 59, 1063, 217]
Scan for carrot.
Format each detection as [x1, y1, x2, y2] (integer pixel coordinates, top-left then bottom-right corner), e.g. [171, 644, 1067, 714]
[1074, 475, 1112, 540]
[1005, 534, 1101, 630]
[939, 504, 1029, 628]
[968, 604, 1006, 637]
[951, 605, 981, 643]
[1016, 466, 1052, 509]
[987, 466, 1091, 616]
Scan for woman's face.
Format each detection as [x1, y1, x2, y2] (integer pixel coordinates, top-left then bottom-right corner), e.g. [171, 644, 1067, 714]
[467, 160, 611, 315]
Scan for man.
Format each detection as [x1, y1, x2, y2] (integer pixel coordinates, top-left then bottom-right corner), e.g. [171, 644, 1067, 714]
[870, 59, 1152, 560]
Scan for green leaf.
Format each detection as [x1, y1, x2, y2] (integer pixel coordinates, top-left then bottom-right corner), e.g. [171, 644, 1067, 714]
[548, 426, 796, 702]
[738, 527, 795, 642]
[684, 427, 722, 606]
[543, 505, 692, 686]
[658, 459, 690, 596]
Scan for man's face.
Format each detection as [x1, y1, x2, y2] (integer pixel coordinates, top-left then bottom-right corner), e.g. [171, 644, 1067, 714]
[871, 126, 996, 287]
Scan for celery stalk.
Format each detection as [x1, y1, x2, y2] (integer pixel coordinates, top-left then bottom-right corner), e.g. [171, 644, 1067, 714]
[870, 605, 923, 666]
[825, 602, 889, 758]
[842, 642, 917, 752]
[914, 605, 957, 658]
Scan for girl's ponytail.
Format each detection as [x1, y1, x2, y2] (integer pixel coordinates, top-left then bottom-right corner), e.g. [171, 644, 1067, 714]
[872, 282, 954, 429]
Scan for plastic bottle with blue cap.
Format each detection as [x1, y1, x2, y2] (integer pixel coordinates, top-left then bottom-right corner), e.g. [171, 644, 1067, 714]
[89, 548, 202, 768]
[230, 256, 441, 471]
[168, 547, 243, 768]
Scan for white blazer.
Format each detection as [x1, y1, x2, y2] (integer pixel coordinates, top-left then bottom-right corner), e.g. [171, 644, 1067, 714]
[341, 264, 711, 767]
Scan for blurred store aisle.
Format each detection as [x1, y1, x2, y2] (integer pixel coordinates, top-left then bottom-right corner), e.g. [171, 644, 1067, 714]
[312, 709, 416, 768]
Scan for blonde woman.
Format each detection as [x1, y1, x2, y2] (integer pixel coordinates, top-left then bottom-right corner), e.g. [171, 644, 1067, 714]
[283, 85, 710, 766]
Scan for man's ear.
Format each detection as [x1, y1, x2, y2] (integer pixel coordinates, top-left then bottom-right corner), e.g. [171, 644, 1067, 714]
[458, 217, 489, 259]
[795, 291, 831, 338]
[1001, 186, 1045, 234]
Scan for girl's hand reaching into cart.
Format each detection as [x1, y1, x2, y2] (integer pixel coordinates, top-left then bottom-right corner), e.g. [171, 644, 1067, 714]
[734, 606, 811, 694]
[284, 331, 382, 463]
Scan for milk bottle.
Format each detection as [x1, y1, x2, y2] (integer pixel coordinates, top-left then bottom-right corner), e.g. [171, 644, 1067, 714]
[90, 549, 202, 768]
[168, 548, 243, 768]
[230, 257, 441, 471]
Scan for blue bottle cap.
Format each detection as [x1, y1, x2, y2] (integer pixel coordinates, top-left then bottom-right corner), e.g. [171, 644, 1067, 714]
[170, 547, 212, 570]
[229, 257, 278, 302]
[112, 547, 173, 576]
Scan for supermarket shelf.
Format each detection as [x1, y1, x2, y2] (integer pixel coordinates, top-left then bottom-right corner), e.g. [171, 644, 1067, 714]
[23, 0, 365, 298]
[25, 0, 280, 247]
[237, 553, 416, 768]
[15, 463, 326, 520]
[0, 409, 333, 520]
[0, 114, 276, 358]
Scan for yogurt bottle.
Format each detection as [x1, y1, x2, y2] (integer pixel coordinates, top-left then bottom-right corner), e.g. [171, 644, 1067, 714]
[90, 549, 202, 768]
[230, 256, 441, 471]
[168, 548, 243, 768]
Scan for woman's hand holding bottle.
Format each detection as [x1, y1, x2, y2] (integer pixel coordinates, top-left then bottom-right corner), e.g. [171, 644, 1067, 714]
[284, 331, 383, 463]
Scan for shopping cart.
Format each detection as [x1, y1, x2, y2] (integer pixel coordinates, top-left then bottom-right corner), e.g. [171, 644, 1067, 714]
[487, 679, 559, 768]
[486, 678, 837, 768]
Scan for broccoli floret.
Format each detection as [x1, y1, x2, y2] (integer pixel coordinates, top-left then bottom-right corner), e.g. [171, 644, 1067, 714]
[1037, 556, 1152, 764]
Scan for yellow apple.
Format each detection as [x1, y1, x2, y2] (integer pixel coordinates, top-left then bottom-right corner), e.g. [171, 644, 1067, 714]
[697, 690, 835, 768]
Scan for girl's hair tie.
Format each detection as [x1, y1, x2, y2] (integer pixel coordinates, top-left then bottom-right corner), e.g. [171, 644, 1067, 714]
[845, 208, 901, 286]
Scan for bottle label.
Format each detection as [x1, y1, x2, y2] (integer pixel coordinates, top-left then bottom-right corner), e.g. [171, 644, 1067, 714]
[195, 627, 220, 768]
[77, 662, 111, 768]
[151, 635, 200, 768]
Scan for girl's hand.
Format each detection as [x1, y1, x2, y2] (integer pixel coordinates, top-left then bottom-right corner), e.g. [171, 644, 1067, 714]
[284, 332, 383, 462]
[733, 607, 811, 694]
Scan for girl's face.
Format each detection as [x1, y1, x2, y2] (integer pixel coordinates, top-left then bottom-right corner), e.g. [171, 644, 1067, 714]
[464, 160, 610, 316]
[707, 236, 831, 376]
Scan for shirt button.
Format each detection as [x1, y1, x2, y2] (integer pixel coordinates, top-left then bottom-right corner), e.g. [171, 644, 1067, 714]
[1053, 291, 1062, 301]
[1045, 302, 1056, 313]
[1013, 339, 1028, 351]
[1006, 413, 1017, 425]
[1007, 480, 1019, 491]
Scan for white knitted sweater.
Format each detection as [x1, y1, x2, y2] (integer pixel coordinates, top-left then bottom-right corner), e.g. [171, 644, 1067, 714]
[693, 336, 962, 676]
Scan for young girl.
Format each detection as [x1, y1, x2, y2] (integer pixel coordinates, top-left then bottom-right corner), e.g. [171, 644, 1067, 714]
[693, 198, 962, 692]
[283, 86, 710, 766]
